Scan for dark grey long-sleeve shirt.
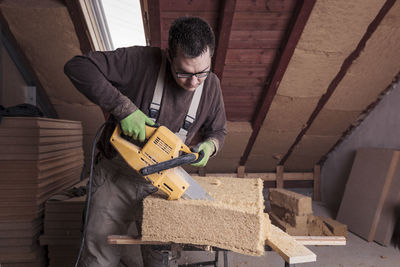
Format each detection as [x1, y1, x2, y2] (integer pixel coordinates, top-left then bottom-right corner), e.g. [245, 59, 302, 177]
[64, 46, 226, 158]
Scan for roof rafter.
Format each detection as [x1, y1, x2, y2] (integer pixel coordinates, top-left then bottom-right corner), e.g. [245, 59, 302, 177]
[212, 0, 237, 80]
[147, 0, 161, 47]
[64, 0, 94, 54]
[239, 0, 317, 166]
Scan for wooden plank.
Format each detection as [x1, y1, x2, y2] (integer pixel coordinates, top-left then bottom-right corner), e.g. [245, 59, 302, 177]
[159, 0, 219, 11]
[292, 236, 346, 246]
[223, 65, 271, 77]
[108, 233, 342, 247]
[225, 49, 276, 65]
[266, 225, 316, 264]
[222, 76, 266, 87]
[236, 0, 297, 12]
[232, 16, 291, 31]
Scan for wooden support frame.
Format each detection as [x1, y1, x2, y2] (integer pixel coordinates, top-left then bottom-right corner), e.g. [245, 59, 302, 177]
[237, 165, 245, 178]
[313, 165, 321, 201]
[108, 233, 345, 247]
[276, 165, 284, 188]
[107, 224, 348, 265]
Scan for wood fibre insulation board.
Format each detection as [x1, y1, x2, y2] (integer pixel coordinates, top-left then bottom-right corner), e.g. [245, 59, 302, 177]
[336, 148, 400, 242]
[286, 0, 400, 171]
[142, 176, 270, 256]
[269, 188, 313, 216]
[374, 154, 400, 246]
[246, 0, 386, 172]
[203, 122, 252, 173]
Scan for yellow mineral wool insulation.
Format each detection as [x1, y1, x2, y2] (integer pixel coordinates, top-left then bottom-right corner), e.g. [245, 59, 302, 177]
[141, 176, 270, 256]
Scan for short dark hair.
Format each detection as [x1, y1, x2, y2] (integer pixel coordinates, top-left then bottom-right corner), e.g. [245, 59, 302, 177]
[168, 17, 215, 59]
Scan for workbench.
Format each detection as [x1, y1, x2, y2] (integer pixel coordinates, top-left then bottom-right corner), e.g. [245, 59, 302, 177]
[108, 225, 346, 267]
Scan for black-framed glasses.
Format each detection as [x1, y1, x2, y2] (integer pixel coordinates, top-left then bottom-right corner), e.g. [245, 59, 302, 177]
[175, 70, 210, 79]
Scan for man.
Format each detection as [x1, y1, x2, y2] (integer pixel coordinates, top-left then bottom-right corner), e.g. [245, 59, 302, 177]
[64, 17, 226, 267]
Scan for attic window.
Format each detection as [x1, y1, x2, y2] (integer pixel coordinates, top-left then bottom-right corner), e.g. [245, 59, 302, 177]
[82, 0, 147, 50]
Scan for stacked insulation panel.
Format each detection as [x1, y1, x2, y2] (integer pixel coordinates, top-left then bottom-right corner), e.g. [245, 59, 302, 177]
[40, 180, 86, 267]
[0, 117, 84, 266]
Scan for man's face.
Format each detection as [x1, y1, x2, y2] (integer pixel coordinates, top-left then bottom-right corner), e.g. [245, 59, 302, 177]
[169, 47, 211, 92]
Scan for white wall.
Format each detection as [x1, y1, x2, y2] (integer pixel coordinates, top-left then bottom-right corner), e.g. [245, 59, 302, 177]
[321, 79, 400, 214]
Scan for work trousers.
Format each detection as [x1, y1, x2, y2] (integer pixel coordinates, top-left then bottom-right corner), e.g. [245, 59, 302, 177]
[78, 154, 163, 267]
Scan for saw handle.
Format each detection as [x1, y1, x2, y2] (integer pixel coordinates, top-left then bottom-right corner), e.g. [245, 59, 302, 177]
[139, 152, 201, 176]
[115, 124, 159, 141]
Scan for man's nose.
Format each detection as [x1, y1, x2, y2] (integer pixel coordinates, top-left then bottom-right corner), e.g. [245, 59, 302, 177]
[189, 76, 199, 87]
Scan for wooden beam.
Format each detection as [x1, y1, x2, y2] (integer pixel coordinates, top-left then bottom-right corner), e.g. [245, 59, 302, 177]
[313, 165, 321, 201]
[237, 165, 245, 178]
[140, 0, 151, 46]
[212, 0, 236, 80]
[276, 165, 284, 188]
[279, 0, 397, 165]
[147, 0, 161, 47]
[239, 0, 316, 166]
[64, 0, 94, 54]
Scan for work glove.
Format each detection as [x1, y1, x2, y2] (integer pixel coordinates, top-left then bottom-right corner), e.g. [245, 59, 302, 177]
[191, 140, 215, 167]
[120, 110, 155, 142]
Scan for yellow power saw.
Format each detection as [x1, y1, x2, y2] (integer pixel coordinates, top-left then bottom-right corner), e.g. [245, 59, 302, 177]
[110, 124, 214, 201]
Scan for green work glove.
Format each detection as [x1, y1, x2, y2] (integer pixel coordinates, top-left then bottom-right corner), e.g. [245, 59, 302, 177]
[120, 110, 155, 142]
[191, 140, 215, 167]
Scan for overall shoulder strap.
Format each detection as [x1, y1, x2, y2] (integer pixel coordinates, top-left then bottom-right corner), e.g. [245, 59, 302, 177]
[149, 51, 167, 122]
[176, 82, 204, 142]
[149, 50, 204, 142]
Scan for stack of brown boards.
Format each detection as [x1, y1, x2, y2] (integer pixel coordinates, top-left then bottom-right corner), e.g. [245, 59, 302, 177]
[40, 179, 87, 267]
[337, 148, 400, 246]
[0, 117, 84, 266]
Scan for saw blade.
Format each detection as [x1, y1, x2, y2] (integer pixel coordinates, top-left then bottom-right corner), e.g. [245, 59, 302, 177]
[174, 167, 214, 201]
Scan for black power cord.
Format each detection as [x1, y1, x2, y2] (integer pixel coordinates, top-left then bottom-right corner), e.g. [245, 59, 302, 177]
[74, 119, 112, 267]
